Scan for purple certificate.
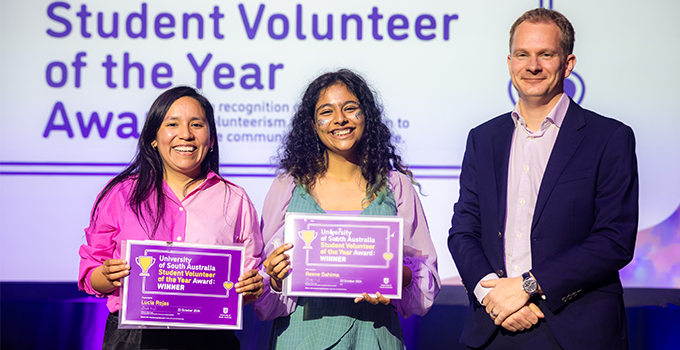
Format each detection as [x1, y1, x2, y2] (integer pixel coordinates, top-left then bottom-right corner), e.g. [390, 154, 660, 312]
[119, 240, 244, 330]
[283, 213, 403, 299]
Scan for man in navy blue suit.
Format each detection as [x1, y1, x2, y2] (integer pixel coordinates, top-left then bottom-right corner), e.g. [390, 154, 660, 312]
[448, 8, 638, 349]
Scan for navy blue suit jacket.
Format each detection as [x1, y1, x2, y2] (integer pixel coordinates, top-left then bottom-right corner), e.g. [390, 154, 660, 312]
[448, 100, 638, 349]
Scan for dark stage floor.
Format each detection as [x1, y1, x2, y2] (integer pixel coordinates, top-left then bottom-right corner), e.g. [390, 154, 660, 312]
[1, 283, 678, 349]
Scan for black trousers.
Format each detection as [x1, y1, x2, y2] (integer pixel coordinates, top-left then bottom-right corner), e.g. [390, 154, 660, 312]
[102, 312, 240, 350]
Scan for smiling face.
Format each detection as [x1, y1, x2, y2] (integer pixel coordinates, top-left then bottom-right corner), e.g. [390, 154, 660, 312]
[508, 21, 576, 106]
[151, 96, 213, 182]
[314, 83, 365, 159]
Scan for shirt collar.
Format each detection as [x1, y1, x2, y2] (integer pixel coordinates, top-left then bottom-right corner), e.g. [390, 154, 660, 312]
[205, 170, 220, 182]
[511, 93, 570, 129]
[202, 170, 225, 189]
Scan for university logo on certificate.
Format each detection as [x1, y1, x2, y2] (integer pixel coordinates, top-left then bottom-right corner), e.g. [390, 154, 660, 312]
[119, 240, 244, 330]
[283, 213, 404, 299]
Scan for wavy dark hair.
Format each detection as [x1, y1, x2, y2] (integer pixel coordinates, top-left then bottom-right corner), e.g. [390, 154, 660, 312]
[90, 86, 220, 238]
[278, 69, 415, 203]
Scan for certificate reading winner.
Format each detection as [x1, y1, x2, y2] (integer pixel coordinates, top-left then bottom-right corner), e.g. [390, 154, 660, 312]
[119, 240, 244, 330]
[284, 213, 404, 299]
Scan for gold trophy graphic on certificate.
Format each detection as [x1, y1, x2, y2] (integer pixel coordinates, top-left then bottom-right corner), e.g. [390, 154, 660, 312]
[299, 230, 318, 249]
[135, 255, 156, 276]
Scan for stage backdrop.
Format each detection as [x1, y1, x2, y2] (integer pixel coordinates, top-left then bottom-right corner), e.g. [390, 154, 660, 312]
[1, 0, 679, 288]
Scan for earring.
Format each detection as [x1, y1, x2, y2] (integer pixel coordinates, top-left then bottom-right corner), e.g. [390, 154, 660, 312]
[210, 147, 213, 152]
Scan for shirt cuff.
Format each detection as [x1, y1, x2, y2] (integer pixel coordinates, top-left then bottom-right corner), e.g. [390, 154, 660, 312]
[473, 272, 499, 304]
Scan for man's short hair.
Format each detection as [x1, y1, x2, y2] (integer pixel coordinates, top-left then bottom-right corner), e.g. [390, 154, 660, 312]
[509, 8, 575, 56]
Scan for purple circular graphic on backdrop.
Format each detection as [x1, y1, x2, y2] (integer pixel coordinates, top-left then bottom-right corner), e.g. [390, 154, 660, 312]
[508, 71, 586, 105]
[564, 79, 576, 97]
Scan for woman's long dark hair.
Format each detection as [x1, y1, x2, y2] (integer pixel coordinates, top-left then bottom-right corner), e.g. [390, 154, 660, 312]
[278, 69, 415, 203]
[90, 86, 220, 238]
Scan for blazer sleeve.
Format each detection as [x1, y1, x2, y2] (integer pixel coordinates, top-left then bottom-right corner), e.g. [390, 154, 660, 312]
[532, 123, 638, 311]
[448, 129, 497, 296]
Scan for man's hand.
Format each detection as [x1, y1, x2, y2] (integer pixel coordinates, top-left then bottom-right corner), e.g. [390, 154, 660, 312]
[481, 277, 530, 325]
[500, 302, 544, 331]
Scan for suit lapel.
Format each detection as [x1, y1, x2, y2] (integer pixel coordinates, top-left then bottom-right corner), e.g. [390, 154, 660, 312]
[532, 100, 586, 230]
[492, 115, 515, 233]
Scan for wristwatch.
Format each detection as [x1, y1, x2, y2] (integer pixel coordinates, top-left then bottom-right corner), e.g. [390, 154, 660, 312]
[522, 272, 539, 297]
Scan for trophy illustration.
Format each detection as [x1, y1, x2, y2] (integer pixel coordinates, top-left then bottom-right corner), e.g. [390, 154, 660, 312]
[223, 281, 234, 296]
[135, 255, 156, 276]
[299, 230, 318, 249]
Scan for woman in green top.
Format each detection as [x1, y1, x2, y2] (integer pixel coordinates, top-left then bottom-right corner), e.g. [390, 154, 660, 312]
[253, 69, 440, 349]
